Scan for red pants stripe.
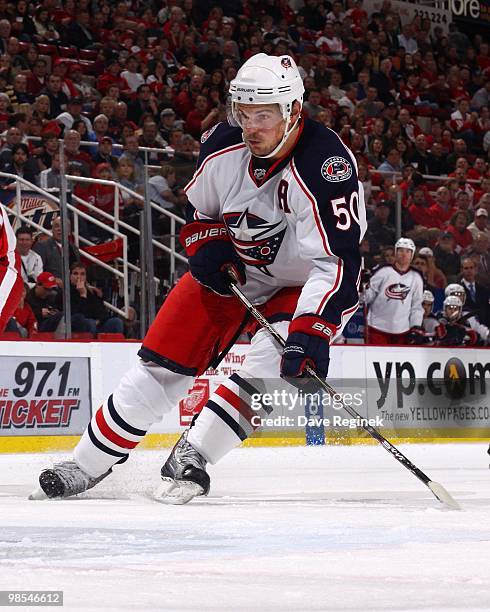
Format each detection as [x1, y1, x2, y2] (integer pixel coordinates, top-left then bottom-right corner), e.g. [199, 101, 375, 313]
[366, 326, 408, 345]
[141, 272, 301, 376]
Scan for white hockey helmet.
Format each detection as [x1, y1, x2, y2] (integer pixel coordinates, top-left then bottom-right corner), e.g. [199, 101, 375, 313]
[395, 237, 416, 261]
[229, 53, 305, 158]
[395, 237, 416, 252]
[445, 283, 466, 305]
[443, 295, 463, 321]
[422, 290, 434, 304]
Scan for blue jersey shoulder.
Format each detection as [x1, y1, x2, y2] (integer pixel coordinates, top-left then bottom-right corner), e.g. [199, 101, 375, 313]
[293, 118, 358, 200]
[197, 121, 243, 168]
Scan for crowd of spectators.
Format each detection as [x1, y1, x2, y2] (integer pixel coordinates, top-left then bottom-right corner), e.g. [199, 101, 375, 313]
[0, 0, 488, 342]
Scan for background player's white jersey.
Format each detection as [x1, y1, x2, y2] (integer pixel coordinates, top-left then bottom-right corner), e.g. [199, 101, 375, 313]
[185, 119, 367, 335]
[364, 265, 424, 334]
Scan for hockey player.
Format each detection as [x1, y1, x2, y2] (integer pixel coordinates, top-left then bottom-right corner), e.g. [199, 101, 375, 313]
[0, 204, 23, 333]
[435, 295, 481, 346]
[33, 54, 367, 503]
[444, 283, 489, 345]
[417, 289, 438, 343]
[364, 237, 424, 344]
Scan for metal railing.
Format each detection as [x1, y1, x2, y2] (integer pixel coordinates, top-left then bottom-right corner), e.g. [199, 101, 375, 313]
[1, 172, 130, 320]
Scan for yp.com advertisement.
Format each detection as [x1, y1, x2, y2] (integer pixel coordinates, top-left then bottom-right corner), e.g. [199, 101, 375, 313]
[224, 346, 490, 443]
[362, 347, 490, 437]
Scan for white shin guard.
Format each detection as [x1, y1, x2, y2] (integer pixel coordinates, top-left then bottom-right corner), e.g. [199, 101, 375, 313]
[74, 359, 193, 477]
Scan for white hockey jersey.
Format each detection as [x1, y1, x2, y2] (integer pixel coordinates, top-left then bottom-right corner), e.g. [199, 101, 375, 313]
[184, 119, 367, 334]
[364, 264, 424, 334]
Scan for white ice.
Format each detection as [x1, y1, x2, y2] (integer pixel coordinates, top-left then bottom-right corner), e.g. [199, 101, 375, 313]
[1, 443, 490, 611]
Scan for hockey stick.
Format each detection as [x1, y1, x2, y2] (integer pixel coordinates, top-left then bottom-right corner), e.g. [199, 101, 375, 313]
[227, 274, 460, 510]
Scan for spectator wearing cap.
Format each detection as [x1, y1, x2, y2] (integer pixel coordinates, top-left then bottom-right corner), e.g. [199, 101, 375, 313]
[33, 216, 80, 285]
[16, 227, 43, 289]
[159, 108, 179, 141]
[56, 97, 93, 134]
[367, 200, 396, 248]
[26, 271, 62, 332]
[468, 208, 490, 241]
[419, 247, 447, 289]
[433, 231, 461, 282]
[92, 137, 118, 171]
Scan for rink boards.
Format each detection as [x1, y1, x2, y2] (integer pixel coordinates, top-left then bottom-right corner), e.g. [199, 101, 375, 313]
[0, 340, 489, 452]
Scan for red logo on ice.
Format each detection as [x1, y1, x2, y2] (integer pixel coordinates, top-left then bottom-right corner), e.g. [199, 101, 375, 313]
[179, 379, 210, 425]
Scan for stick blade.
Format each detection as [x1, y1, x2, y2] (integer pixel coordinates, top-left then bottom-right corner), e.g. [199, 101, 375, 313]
[427, 480, 461, 510]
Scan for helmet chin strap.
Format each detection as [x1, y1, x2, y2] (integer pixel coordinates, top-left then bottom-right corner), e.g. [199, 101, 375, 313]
[245, 113, 301, 159]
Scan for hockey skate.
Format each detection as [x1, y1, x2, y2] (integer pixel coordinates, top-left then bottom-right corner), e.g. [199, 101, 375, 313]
[154, 430, 210, 505]
[29, 461, 111, 500]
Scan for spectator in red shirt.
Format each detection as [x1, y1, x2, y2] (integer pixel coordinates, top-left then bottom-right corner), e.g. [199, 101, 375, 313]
[7, 283, 38, 337]
[185, 94, 219, 139]
[427, 185, 458, 229]
[447, 210, 474, 252]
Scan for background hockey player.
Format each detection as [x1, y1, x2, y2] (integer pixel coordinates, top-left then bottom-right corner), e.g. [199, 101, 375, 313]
[416, 289, 438, 343]
[33, 54, 367, 504]
[364, 237, 424, 345]
[444, 283, 489, 345]
[0, 204, 23, 333]
[435, 295, 482, 346]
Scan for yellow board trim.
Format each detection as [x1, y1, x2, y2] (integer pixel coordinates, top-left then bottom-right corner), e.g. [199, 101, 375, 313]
[1, 429, 489, 453]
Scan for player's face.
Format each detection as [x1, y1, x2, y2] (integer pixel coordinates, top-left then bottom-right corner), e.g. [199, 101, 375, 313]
[236, 103, 286, 157]
[422, 301, 432, 316]
[395, 247, 413, 270]
[445, 305, 460, 321]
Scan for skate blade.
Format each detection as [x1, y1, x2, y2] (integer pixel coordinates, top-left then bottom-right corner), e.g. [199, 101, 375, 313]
[154, 477, 204, 505]
[28, 487, 49, 501]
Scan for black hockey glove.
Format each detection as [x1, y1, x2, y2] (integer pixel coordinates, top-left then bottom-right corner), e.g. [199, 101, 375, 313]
[406, 326, 425, 344]
[280, 315, 332, 390]
[180, 221, 245, 296]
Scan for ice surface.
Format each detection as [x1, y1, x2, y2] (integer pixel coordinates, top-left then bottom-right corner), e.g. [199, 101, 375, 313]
[1, 444, 490, 611]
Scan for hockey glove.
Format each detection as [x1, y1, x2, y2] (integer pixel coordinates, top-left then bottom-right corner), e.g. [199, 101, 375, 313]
[280, 315, 332, 389]
[406, 326, 425, 344]
[180, 221, 245, 296]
